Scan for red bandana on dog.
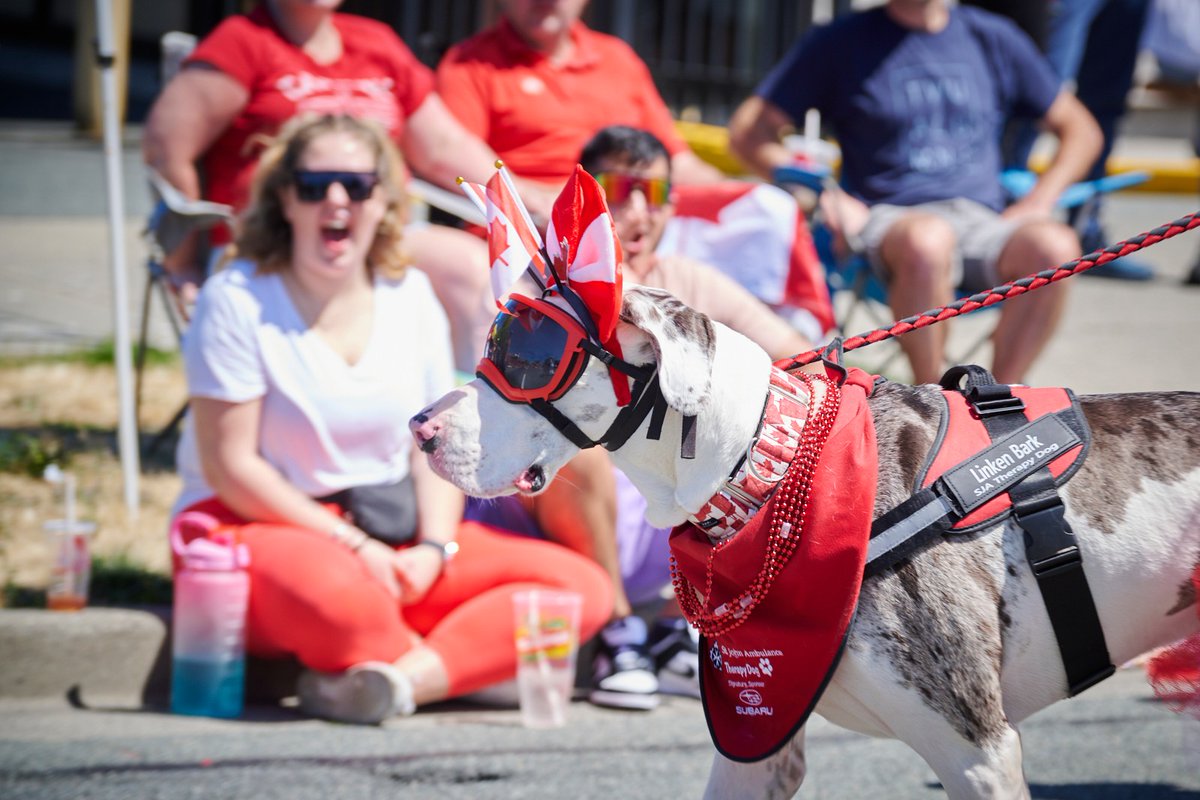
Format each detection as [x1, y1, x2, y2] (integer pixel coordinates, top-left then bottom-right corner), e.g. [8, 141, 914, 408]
[669, 366, 877, 763]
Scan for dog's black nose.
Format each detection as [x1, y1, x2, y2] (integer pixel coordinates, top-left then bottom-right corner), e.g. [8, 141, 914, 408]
[528, 465, 546, 492]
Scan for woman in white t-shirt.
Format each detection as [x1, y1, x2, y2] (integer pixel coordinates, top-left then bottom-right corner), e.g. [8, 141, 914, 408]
[173, 114, 611, 724]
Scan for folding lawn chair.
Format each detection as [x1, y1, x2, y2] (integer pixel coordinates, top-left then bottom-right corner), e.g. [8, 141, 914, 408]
[135, 169, 234, 457]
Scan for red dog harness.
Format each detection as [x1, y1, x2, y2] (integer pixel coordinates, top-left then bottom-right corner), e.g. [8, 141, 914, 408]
[868, 364, 1113, 697]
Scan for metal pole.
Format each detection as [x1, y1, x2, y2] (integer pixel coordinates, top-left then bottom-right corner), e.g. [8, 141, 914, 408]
[94, 0, 140, 518]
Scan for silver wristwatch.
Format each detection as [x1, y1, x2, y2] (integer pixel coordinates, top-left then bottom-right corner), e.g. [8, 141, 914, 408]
[416, 539, 459, 566]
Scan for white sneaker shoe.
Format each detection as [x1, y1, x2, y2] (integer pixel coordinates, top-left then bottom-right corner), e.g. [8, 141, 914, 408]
[649, 619, 701, 700]
[296, 661, 415, 724]
[589, 616, 660, 710]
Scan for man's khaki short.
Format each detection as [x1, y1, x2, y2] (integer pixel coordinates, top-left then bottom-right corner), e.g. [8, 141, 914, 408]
[856, 197, 1020, 293]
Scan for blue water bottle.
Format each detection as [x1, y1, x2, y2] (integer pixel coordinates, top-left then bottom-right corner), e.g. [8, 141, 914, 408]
[170, 513, 250, 718]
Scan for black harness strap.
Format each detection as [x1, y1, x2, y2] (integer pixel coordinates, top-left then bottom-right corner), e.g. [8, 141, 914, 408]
[529, 397, 602, 450]
[942, 366, 1113, 696]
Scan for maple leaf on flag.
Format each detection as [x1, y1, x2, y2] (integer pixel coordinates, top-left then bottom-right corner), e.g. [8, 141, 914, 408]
[546, 165, 624, 348]
[488, 217, 511, 267]
[459, 170, 549, 308]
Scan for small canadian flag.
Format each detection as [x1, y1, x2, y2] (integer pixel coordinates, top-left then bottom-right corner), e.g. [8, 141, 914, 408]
[545, 165, 624, 349]
[459, 165, 547, 309]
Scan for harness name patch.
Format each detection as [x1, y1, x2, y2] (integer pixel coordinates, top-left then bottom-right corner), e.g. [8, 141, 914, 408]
[940, 414, 1080, 514]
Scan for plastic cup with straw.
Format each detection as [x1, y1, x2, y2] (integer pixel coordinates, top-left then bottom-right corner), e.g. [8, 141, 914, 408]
[43, 464, 95, 611]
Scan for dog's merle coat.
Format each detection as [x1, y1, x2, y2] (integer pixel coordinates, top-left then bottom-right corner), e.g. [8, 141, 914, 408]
[412, 286, 1200, 799]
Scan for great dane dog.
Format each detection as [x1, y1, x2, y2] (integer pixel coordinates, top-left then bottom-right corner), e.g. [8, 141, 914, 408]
[410, 285, 1200, 799]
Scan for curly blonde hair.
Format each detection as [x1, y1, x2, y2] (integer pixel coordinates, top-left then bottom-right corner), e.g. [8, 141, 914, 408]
[235, 114, 411, 278]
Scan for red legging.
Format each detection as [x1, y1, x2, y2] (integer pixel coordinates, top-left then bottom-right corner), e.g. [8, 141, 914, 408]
[174, 498, 613, 697]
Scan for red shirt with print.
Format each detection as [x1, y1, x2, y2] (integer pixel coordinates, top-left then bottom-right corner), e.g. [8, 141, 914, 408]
[437, 19, 687, 185]
[187, 5, 434, 213]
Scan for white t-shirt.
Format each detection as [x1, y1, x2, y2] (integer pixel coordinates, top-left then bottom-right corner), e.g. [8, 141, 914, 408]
[173, 258, 455, 514]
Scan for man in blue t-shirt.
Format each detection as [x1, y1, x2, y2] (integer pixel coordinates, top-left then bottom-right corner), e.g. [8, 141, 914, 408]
[730, 0, 1102, 385]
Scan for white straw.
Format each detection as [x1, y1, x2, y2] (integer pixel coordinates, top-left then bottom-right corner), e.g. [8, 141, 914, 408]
[804, 108, 820, 144]
[43, 464, 77, 531]
[65, 473, 76, 532]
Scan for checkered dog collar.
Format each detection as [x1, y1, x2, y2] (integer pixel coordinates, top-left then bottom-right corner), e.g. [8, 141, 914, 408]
[686, 366, 815, 541]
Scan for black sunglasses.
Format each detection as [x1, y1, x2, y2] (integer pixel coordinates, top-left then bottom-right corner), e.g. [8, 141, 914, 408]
[292, 170, 381, 203]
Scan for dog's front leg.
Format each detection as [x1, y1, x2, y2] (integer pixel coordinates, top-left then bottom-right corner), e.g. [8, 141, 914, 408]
[703, 728, 807, 800]
[912, 723, 1029, 800]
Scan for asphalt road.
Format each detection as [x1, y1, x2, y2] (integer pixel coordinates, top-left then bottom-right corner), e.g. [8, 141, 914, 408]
[0, 668, 1197, 799]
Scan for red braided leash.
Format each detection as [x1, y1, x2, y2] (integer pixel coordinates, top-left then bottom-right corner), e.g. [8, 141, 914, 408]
[779, 210, 1200, 370]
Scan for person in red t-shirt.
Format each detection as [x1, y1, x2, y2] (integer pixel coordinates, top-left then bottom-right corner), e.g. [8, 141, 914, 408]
[436, 0, 724, 193]
[143, 0, 555, 371]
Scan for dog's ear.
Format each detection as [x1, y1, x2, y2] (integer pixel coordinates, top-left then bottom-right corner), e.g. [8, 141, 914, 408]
[619, 286, 715, 416]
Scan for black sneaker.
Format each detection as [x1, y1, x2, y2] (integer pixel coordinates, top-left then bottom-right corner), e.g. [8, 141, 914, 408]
[589, 616, 659, 710]
[648, 618, 701, 700]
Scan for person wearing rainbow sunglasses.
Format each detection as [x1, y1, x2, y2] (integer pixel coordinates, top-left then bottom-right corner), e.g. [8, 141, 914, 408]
[583, 127, 815, 361]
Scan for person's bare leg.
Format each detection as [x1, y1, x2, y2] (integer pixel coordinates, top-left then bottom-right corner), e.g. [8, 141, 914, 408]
[404, 224, 493, 373]
[989, 220, 1076, 384]
[393, 642, 450, 707]
[521, 448, 631, 619]
[878, 213, 957, 384]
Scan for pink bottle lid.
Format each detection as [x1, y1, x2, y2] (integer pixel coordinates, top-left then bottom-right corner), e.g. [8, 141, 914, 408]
[170, 512, 250, 571]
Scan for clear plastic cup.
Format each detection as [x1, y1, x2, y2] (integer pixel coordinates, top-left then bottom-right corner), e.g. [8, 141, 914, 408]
[43, 519, 96, 611]
[512, 590, 582, 729]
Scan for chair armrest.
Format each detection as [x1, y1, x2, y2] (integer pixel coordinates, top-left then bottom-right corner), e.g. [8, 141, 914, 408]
[999, 168, 1151, 210]
[772, 164, 832, 194]
[407, 178, 486, 227]
[144, 171, 235, 255]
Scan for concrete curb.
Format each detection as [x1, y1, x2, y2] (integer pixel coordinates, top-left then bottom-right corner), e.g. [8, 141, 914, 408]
[0, 607, 170, 707]
[0, 607, 301, 708]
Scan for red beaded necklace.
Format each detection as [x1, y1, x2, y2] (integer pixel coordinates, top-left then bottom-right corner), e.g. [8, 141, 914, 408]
[670, 368, 841, 638]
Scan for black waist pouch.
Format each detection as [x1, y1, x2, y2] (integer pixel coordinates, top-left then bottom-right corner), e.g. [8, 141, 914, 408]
[319, 476, 417, 546]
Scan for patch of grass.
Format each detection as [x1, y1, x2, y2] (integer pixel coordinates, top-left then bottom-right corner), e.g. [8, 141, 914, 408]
[0, 340, 178, 368]
[0, 424, 116, 477]
[3, 553, 172, 609]
[0, 430, 70, 477]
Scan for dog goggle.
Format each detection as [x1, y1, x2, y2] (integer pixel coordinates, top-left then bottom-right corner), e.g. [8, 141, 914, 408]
[478, 293, 679, 453]
[477, 295, 595, 403]
[594, 173, 671, 209]
[292, 170, 381, 203]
